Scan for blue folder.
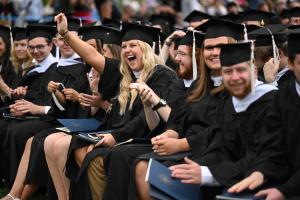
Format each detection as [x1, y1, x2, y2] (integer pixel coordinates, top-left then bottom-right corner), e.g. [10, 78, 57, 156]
[57, 118, 102, 133]
[147, 159, 200, 200]
[216, 191, 265, 200]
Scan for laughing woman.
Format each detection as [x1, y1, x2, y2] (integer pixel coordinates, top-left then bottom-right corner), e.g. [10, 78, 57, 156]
[44, 13, 176, 200]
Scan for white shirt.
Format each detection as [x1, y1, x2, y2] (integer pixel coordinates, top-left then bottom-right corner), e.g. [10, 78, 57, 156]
[27, 54, 56, 75]
[210, 76, 222, 87]
[183, 79, 193, 88]
[296, 81, 300, 97]
[232, 80, 278, 113]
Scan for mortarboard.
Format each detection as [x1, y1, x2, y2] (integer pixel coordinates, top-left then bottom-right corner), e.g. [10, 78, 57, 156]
[288, 7, 300, 18]
[288, 29, 300, 56]
[0, 25, 11, 41]
[178, 30, 204, 48]
[240, 9, 276, 26]
[11, 27, 27, 41]
[279, 9, 290, 19]
[218, 13, 242, 23]
[121, 22, 161, 46]
[249, 24, 290, 46]
[220, 42, 252, 66]
[26, 24, 56, 41]
[150, 13, 176, 27]
[195, 18, 244, 40]
[78, 25, 106, 41]
[100, 26, 122, 45]
[184, 10, 212, 23]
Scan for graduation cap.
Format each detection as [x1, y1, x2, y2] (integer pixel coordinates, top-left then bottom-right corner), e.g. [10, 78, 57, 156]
[67, 17, 82, 32]
[150, 13, 176, 27]
[26, 24, 56, 41]
[102, 18, 122, 29]
[195, 18, 244, 40]
[288, 7, 300, 18]
[240, 9, 276, 26]
[178, 30, 205, 80]
[0, 25, 11, 41]
[122, 22, 161, 46]
[218, 13, 242, 23]
[220, 41, 256, 92]
[78, 25, 105, 41]
[100, 26, 122, 45]
[184, 10, 212, 23]
[12, 27, 27, 41]
[178, 30, 204, 48]
[149, 13, 175, 34]
[249, 24, 290, 46]
[287, 29, 300, 56]
[279, 9, 290, 19]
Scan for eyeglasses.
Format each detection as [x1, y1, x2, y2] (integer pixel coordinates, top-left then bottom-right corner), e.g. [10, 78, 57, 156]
[28, 44, 48, 51]
[176, 51, 190, 57]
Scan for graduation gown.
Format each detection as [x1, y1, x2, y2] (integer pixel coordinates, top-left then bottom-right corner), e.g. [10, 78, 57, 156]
[253, 78, 300, 198]
[0, 59, 19, 106]
[207, 84, 280, 187]
[67, 65, 177, 200]
[25, 58, 90, 186]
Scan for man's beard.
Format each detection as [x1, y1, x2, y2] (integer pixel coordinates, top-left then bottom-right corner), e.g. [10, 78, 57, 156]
[228, 81, 252, 99]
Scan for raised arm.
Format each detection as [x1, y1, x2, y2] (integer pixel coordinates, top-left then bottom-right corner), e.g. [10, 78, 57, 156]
[54, 13, 106, 74]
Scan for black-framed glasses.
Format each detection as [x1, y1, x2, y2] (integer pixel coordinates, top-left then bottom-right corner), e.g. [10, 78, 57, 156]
[28, 44, 48, 51]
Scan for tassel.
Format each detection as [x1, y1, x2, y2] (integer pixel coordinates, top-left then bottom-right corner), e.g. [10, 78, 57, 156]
[152, 41, 156, 53]
[192, 31, 197, 80]
[250, 41, 255, 94]
[55, 46, 60, 61]
[158, 34, 164, 63]
[266, 28, 279, 64]
[79, 18, 82, 27]
[243, 23, 248, 41]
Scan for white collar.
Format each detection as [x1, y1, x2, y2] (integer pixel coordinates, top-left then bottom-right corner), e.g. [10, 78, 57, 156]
[210, 76, 223, 87]
[183, 79, 193, 88]
[275, 67, 289, 81]
[28, 54, 56, 74]
[232, 80, 278, 113]
[133, 70, 141, 79]
[296, 81, 300, 97]
[57, 53, 81, 67]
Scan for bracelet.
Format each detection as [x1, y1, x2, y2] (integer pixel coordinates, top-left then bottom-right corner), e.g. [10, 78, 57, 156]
[61, 30, 69, 41]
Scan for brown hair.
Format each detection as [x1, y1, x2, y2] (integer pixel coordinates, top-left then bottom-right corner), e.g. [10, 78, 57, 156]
[187, 37, 235, 102]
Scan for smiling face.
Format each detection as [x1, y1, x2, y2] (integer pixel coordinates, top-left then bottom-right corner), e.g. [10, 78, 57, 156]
[14, 39, 29, 60]
[28, 37, 52, 63]
[121, 40, 144, 72]
[175, 45, 193, 79]
[222, 61, 254, 99]
[203, 36, 229, 71]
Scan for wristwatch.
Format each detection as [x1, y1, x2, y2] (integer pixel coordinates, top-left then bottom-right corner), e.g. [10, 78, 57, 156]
[152, 98, 167, 111]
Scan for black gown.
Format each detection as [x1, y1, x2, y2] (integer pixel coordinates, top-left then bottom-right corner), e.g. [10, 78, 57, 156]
[125, 81, 227, 200]
[207, 88, 285, 187]
[24, 59, 90, 187]
[252, 78, 300, 199]
[0, 59, 19, 106]
[67, 65, 177, 200]
[0, 59, 57, 186]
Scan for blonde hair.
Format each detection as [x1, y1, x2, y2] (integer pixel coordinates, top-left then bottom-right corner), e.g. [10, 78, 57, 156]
[118, 40, 162, 115]
[10, 46, 33, 74]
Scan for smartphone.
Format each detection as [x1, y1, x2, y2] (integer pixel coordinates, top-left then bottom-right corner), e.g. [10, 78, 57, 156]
[57, 83, 65, 92]
[88, 133, 104, 140]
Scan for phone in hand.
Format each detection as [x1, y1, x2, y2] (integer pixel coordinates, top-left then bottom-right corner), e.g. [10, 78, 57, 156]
[88, 133, 104, 140]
